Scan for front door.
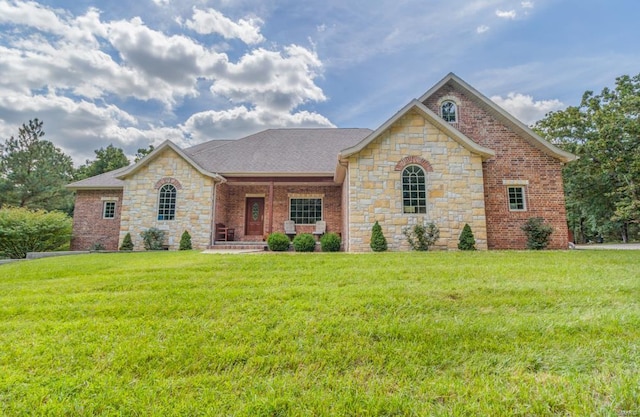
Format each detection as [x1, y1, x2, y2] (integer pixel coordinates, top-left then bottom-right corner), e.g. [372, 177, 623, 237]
[245, 198, 265, 237]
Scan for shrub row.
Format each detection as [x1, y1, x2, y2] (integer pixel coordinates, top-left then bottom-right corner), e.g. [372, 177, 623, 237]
[267, 232, 342, 252]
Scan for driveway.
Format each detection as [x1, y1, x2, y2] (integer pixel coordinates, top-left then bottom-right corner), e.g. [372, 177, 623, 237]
[574, 243, 640, 250]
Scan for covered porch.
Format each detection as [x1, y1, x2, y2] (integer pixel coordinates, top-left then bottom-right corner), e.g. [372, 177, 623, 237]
[212, 176, 343, 244]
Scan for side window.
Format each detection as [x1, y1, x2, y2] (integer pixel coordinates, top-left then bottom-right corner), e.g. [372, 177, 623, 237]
[507, 186, 526, 211]
[158, 184, 177, 220]
[103, 201, 116, 219]
[402, 165, 427, 214]
[441, 100, 457, 123]
[290, 198, 322, 224]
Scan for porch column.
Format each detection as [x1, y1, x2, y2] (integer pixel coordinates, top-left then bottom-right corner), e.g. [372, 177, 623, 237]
[268, 181, 274, 234]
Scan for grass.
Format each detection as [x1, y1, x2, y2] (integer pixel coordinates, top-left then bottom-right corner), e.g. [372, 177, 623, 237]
[0, 250, 639, 416]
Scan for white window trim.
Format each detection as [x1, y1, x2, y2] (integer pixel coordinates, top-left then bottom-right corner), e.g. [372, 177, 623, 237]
[506, 185, 527, 212]
[157, 184, 177, 221]
[402, 164, 427, 215]
[102, 200, 116, 219]
[289, 197, 323, 225]
[437, 96, 460, 124]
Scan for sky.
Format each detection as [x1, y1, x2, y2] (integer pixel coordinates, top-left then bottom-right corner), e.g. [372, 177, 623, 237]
[0, 0, 638, 165]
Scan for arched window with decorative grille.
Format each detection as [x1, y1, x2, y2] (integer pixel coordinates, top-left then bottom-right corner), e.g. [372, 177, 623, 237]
[157, 184, 177, 220]
[402, 165, 427, 213]
[441, 100, 457, 123]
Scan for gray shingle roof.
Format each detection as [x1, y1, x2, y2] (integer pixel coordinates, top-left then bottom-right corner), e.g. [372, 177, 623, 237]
[186, 128, 371, 175]
[67, 128, 372, 189]
[66, 166, 128, 189]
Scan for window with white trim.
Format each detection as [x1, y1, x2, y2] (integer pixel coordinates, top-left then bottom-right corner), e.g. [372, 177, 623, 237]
[507, 186, 526, 211]
[441, 100, 457, 123]
[402, 165, 427, 213]
[290, 198, 322, 224]
[103, 201, 116, 219]
[158, 184, 177, 220]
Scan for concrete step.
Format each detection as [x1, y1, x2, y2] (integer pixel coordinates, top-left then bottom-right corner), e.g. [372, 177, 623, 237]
[208, 242, 268, 251]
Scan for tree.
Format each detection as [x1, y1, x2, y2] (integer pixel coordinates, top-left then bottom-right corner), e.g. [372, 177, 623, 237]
[535, 74, 640, 242]
[370, 221, 388, 252]
[0, 119, 74, 212]
[76, 144, 129, 179]
[179, 230, 192, 250]
[135, 145, 155, 162]
[458, 223, 476, 251]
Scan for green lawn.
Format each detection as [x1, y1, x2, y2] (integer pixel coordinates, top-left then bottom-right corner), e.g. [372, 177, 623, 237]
[0, 251, 639, 416]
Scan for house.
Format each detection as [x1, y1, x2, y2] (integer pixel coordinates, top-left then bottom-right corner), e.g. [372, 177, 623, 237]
[67, 73, 576, 251]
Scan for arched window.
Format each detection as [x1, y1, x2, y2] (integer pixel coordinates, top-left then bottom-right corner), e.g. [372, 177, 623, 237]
[158, 184, 176, 220]
[441, 100, 457, 123]
[402, 165, 426, 214]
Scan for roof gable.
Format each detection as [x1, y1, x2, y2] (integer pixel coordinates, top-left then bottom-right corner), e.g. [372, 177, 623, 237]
[115, 140, 224, 181]
[339, 99, 496, 160]
[419, 73, 576, 163]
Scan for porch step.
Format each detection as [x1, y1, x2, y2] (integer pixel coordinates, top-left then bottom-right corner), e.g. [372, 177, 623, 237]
[208, 241, 268, 251]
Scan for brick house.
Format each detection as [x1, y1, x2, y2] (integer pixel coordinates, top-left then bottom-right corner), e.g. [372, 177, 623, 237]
[68, 73, 575, 251]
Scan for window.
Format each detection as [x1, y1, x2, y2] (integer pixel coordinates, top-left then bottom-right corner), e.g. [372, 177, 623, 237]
[507, 186, 526, 211]
[441, 101, 457, 123]
[290, 198, 322, 224]
[402, 165, 427, 213]
[158, 184, 177, 220]
[103, 201, 116, 219]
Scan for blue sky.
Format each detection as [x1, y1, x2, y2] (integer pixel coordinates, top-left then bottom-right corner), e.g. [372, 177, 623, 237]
[0, 0, 638, 164]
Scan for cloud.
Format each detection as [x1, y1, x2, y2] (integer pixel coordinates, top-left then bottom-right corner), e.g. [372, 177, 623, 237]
[491, 93, 565, 125]
[183, 7, 264, 44]
[496, 9, 517, 19]
[0, 1, 329, 164]
[477, 25, 490, 34]
[521, 1, 534, 9]
[183, 107, 333, 142]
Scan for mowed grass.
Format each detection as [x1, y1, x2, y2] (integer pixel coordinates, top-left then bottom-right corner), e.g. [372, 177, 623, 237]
[0, 251, 639, 416]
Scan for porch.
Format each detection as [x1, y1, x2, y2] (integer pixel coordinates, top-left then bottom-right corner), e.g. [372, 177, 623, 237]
[212, 177, 343, 244]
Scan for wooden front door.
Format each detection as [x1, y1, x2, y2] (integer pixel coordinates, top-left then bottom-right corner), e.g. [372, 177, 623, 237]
[245, 198, 265, 236]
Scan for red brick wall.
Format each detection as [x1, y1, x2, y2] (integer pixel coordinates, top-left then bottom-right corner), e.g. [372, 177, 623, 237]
[217, 183, 342, 241]
[71, 189, 123, 250]
[424, 86, 569, 249]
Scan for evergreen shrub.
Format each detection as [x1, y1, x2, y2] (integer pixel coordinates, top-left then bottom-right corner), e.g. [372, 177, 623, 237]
[267, 232, 290, 251]
[458, 223, 476, 251]
[179, 231, 192, 250]
[521, 217, 553, 250]
[320, 232, 341, 252]
[293, 233, 316, 252]
[370, 221, 388, 252]
[120, 233, 134, 251]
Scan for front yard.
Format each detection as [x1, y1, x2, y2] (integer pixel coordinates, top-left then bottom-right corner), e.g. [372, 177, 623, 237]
[0, 251, 638, 415]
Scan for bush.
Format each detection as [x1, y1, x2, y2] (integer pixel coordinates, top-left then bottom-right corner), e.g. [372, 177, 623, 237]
[90, 242, 106, 251]
[267, 232, 290, 251]
[370, 221, 388, 252]
[522, 217, 554, 250]
[0, 207, 72, 259]
[403, 222, 440, 251]
[179, 230, 192, 250]
[140, 228, 166, 250]
[320, 232, 341, 252]
[293, 233, 316, 252]
[458, 223, 476, 251]
[119, 232, 134, 251]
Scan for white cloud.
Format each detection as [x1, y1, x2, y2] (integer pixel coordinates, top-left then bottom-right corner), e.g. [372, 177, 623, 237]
[152, 0, 170, 6]
[496, 9, 517, 19]
[477, 25, 490, 34]
[183, 107, 333, 142]
[521, 1, 534, 9]
[491, 93, 565, 125]
[184, 7, 264, 45]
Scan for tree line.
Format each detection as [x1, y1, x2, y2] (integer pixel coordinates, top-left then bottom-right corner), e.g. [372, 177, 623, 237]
[0, 118, 154, 214]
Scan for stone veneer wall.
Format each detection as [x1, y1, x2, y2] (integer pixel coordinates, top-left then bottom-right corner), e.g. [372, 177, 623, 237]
[119, 148, 214, 250]
[347, 110, 488, 252]
[218, 183, 342, 240]
[71, 189, 123, 250]
[423, 85, 569, 249]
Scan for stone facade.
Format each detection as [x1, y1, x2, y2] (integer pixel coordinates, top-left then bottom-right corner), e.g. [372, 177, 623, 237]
[119, 148, 215, 250]
[423, 86, 569, 249]
[346, 110, 488, 252]
[71, 189, 123, 250]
